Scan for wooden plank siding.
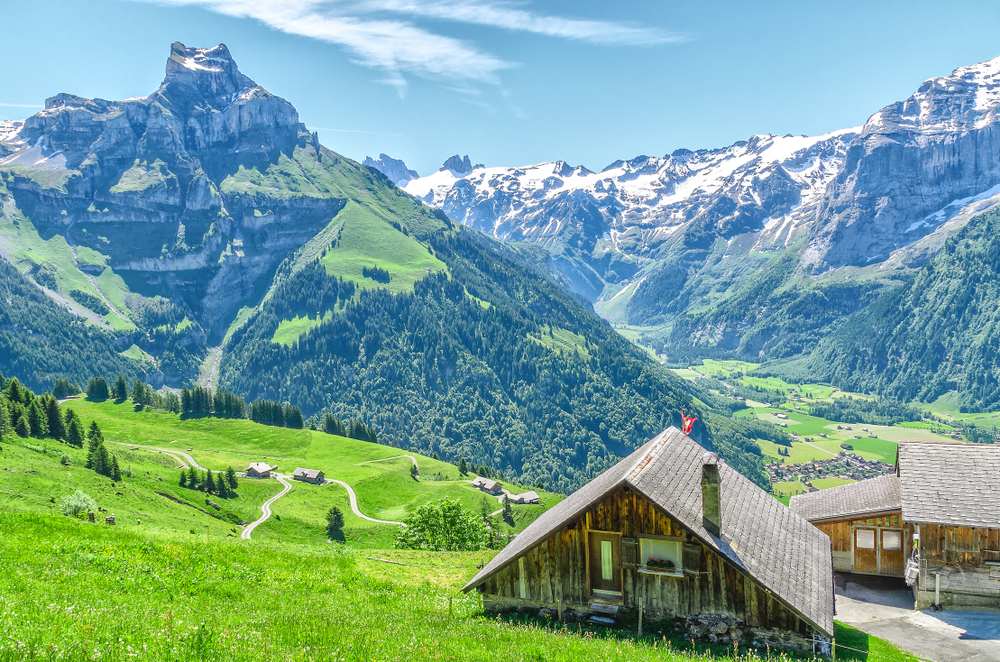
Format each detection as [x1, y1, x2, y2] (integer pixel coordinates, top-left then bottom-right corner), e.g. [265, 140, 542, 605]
[914, 524, 1000, 609]
[482, 486, 814, 635]
[809, 511, 913, 576]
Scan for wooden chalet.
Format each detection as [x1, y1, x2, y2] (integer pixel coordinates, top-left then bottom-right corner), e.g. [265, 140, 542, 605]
[791, 441, 1000, 610]
[464, 428, 835, 654]
[472, 476, 504, 496]
[293, 467, 325, 484]
[246, 462, 276, 479]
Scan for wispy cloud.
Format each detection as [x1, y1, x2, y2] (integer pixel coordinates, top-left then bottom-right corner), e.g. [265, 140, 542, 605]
[363, 0, 683, 46]
[132, 0, 679, 96]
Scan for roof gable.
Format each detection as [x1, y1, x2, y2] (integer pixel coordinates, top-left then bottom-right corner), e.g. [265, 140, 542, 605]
[464, 428, 834, 636]
[789, 474, 901, 522]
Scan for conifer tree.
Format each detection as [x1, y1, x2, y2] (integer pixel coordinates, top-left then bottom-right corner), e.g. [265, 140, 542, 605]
[85, 423, 104, 469]
[0, 399, 9, 441]
[15, 415, 29, 438]
[27, 401, 47, 438]
[179, 470, 187, 488]
[217, 477, 231, 499]
[205, 470, 216, 494]
[113, 375, 128, 402]
[131, 379, 146, 404]
[85, 377, 110, 402]
[110, 455, 122, 482]
[92, 445, 110, 477]
[66, 417, 84, 448]
[45, 397, 65, 440]
[225, 466, 238, 491]
[187, 466, 199, 489]
[458, 458, 468, 475]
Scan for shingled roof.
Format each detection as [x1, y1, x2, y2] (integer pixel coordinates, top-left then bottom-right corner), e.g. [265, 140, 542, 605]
[789, 474, 901, 522]
[463, 427, 834, 637]
[897, 441, 1000, 528]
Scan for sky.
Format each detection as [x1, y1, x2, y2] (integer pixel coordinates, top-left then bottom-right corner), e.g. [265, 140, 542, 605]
[3, 1, 1000, 175]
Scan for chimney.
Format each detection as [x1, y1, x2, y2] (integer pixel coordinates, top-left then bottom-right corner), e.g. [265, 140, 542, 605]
[701, 452, 721, 537]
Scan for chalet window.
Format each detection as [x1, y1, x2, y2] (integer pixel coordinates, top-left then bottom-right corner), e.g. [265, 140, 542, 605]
[621, 537, 639, 568]
[639, 536, 683, 573]
[856, 529, 876, 550]
[882, 530, 902, 552]
[600, 540, 614, 580]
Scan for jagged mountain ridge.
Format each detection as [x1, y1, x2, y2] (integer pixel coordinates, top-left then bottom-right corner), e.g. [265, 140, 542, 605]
[397, 54, 1000, 363]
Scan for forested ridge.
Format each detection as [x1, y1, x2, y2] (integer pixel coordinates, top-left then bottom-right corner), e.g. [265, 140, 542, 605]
[0, 259, 142, 393]
[221, 229, 770, 491]
[807, 207, 1000, 412]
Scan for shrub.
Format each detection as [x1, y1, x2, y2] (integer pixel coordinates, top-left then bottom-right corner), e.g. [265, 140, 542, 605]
[59, 490, 97, 518]
[394, 498, 487, 551]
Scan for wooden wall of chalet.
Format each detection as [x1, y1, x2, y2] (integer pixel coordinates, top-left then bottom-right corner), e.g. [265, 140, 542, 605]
[482, 487, 813, 635]
[915, 524, 1000, 608]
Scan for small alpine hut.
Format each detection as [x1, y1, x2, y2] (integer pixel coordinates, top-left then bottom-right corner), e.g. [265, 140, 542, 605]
[293, 468, 325, 484]
[246, 462, 276, 479]
[791, 441, 1000, 610]
[463, 428, 835, 654]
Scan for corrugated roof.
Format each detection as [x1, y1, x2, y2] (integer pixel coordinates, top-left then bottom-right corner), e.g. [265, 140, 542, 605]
[463, 428, 834, 637]
[898, 441, 1000, 528]
[789, 474, 901, 522]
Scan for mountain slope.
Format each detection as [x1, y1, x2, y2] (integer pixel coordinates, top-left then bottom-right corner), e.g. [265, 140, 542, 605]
[0, 42, 775, 491]
[806, 206, 1000, 412]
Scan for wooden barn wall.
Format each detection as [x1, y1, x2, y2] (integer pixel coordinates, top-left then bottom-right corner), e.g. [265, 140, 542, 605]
[920, 524, 1000, 565]
[483, 487, 812, 635]
[815, 521, 852, 552]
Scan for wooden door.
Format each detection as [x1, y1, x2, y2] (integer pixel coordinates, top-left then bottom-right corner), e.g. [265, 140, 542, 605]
[588, 531, 622, 596]
[854, 527, 878, 574]
[879, 529, 905, 576]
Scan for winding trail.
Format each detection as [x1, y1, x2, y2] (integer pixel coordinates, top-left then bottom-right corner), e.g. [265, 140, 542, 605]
[358, 454, 419, 471]
[327, 478, 405, 526]
[110, 442, 211, 471]
[242, 474, 292, 539]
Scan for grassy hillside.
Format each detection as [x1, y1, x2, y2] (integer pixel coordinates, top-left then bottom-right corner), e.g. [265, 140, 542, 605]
[40, 399, 561, 546]
[0, 511, 921, 662]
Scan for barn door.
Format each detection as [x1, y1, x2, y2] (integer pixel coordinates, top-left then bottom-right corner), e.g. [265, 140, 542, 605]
[854, 527, 878, 574]
[879, 529, 905, 576]
[588, 531, 622, 596]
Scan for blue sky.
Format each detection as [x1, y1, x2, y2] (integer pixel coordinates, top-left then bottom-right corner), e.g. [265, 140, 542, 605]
[3, 0, 1000, 175]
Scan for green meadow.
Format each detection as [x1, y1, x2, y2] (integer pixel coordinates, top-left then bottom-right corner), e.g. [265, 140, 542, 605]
[0, 511, 920, 662]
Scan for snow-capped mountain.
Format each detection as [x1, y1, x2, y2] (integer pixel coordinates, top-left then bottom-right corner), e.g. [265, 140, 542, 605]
[404, 130, 858, 301]
[363, 153, 419, 186]
[400, 53, 1000, 344]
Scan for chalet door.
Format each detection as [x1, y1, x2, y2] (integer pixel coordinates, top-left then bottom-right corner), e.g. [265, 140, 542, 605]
[853, 527, 906, 576]
[588, 531, 622, 596]
[854, 527, 878, 574]
[879, 529, 905, 576]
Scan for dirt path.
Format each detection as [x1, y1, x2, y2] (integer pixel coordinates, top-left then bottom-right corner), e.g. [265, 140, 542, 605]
[242, 474, 292, 539]
[327, 478, 405, 526]
[358, 454, 419, 471]
[799, 440, 837, 457]
[110, 442, 211, 472]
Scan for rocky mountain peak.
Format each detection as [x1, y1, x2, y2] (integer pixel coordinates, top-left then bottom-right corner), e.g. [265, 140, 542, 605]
[363, 153, 419, 186]
[441, 154, 478, 176]
[164, 42, 257, 103]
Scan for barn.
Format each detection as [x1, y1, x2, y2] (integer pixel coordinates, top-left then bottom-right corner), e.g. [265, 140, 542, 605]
[464, 428, 835, 654]
[791, 440, 1000, 610]
[789, 473, 910, 577]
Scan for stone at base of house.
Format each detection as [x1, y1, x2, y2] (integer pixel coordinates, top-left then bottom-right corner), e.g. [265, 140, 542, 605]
[916, 589, 1000, 611]
[684, 614, 826, 657]
[482, 598, 827, 657]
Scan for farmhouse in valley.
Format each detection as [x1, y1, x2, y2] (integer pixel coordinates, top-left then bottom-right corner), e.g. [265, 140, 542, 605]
[464, 427, 834, 654]
[292, 467, 325, 484]
[511, 490, 540, 505]
[246, 462, 276, 479]
[472, 476, 504, 495]
[790, 440, 1000, 610]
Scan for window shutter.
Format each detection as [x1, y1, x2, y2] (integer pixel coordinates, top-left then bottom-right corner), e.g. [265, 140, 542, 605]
[621, 537, 638, 568]
[683, 542, 701, 574]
